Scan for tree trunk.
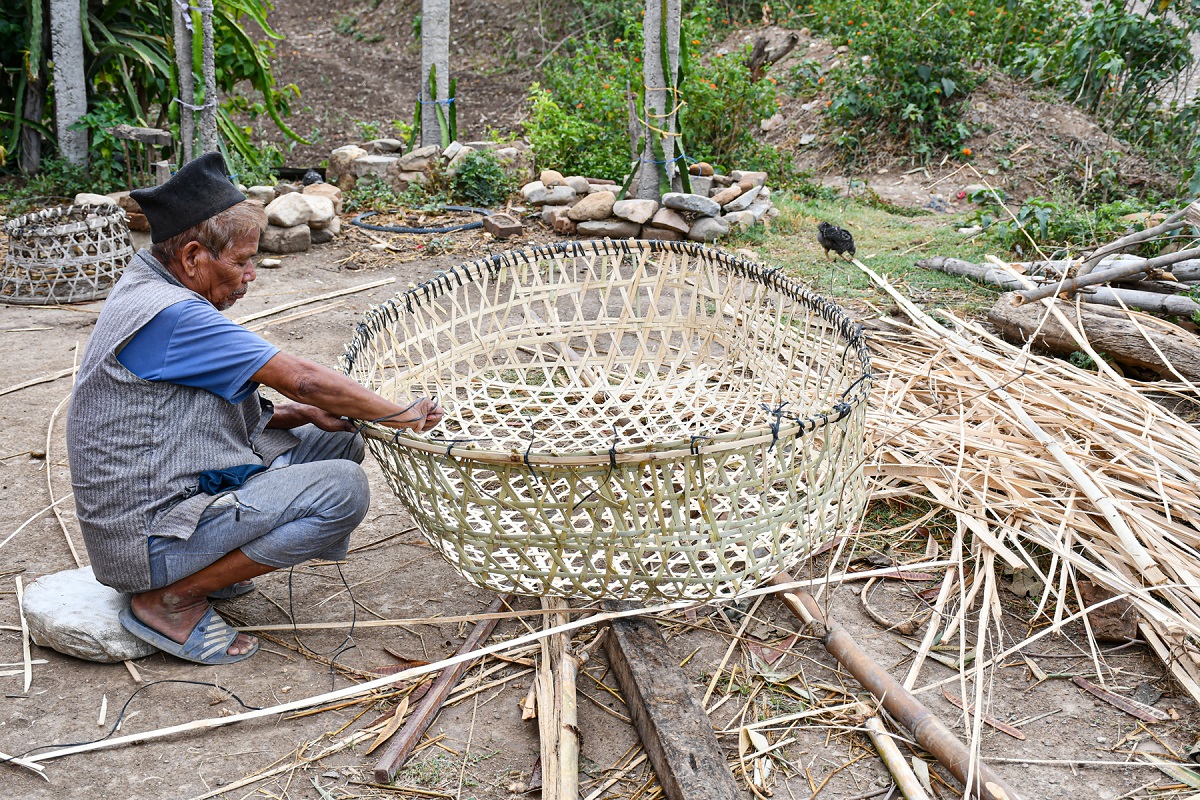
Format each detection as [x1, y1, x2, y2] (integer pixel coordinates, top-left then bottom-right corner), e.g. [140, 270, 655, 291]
[198, 0, 218, 154]
[173, 0, 195, 163]
[18, 76, 44, 174]
[633, 0, 681, 200]
[48, 0, 87, 165]
[988, 293, 1200, 382]
[420, 0, 450, 148]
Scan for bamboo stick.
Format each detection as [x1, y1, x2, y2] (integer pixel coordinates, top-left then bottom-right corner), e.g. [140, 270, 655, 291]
[0, 367, 75, 398]
[233, 277, 395, 326]
[769, 575, 1023, 800]
[862, 712, 931, 800]
[372, 594, 511, 783]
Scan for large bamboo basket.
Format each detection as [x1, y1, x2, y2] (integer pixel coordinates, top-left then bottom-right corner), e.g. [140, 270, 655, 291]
[1, 204, 132, 305]
[342, 240, 872, 600]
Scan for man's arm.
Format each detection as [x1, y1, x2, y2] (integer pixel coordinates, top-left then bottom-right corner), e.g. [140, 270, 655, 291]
[252, 351, 443, 432]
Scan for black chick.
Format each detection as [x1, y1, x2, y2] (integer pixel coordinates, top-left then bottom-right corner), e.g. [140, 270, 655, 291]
[302, 169, 325, 186]
[817, 222, 856, 261]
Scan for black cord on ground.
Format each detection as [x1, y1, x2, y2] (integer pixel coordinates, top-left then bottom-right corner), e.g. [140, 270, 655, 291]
[351, 205, 492, 235]
[1, 679, 262, 764]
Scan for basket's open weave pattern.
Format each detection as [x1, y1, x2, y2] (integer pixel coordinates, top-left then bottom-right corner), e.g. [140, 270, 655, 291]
[343, 240, 872, 600]
[1, 204, 132, 305]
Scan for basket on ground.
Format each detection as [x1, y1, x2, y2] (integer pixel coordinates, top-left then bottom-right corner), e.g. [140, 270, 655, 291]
[1, 204, 133, 305]
[342, 240, 872, 600]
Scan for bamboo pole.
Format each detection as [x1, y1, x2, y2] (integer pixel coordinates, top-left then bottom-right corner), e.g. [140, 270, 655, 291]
[769, 575, 1022, 800]
[1017, 246, 1200, 304]
[863, 713, 932, 800]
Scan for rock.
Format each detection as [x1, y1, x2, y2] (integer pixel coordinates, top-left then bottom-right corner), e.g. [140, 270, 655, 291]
[747, 198, 773, 221]
[523, 182, 576, 206]
[551, 207, 577, 235]
[766, 206, 781, 219]
[246, 185, 276, 205]
[589, 177, 617, 185]
[303, 182, 343, 215]
[567, 191, 616, 221]
[612, 199, 658, 225]
[301, 169, 324, 186]
[260, 258, 283, 269]
[445, 145, 475, 176]
[482, 212, 523, 239]
[24, 567, 157, 663]
[639, 226, 683, 241]
[110, 191, 140, 214]
[724, 185, 763, 213]
[662, 191, 720, 217]
[687, 216, 730, 242]
[587, 184, 614, 194]
[442, 141, 464, 161]
[688, 162, 715, 177]
[274, 182, 300, 196]
[259, 223, 311, 254]
[494, 145, 535, 181]
[564, 176, 592, 194]
[327, 145, 367, 183]
[712, 174, 733, 188]
[737, 178, 757, 193]
[310, 217, 341, 244]
[800, 133, 818, 146]
[541, 205, 559, 225]
[74, 192, 117, 206]
[266, 193, 313, 228]
[689, 176, 713, 198]
[126, 212, 151, 232]
[760, 112, 784, 132]
[650, 207, 689, 234]
[351, 154, 399, 180]
[367, 138, 405, 153]
[577, 219, 641, 238]
[711, 185, 744, 207]
[398, 145, 439, 172]
[302, 195, 336, 229]
[723, 210, 756, 230]
[731, 170, 768, 187]
[540, 169, 567, 187]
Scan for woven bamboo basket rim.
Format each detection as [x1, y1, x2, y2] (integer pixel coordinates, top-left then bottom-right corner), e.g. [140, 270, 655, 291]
[3, 203, 127, 237]
[343, 239, 873, 466]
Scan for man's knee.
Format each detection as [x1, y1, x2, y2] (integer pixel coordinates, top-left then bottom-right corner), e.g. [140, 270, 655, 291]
[323, 460, 370, 527]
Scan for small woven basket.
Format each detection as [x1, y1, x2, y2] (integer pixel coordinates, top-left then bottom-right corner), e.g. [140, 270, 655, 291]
[342, 240, 872, 601]
[1, 204, 133, 305]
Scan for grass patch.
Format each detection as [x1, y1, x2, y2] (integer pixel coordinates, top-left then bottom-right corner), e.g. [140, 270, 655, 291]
[726, 193, 1001, 318]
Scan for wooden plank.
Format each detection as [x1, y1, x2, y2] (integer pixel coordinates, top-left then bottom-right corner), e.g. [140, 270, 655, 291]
[603, 614, 738, 800]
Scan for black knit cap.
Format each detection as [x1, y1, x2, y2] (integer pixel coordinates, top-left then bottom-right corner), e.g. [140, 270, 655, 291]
[130, 152, 246, 243]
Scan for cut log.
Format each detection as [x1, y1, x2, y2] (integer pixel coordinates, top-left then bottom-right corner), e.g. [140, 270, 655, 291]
[1079, 287, 1200, 318]
[536, 597, 578, 800]
[603, 614, 739, 800]
[1078, 207, 1188, 275]
[107, 124, 172, 147]
[917, 257, 1028, 291]
[988, 292, 1200, 382]
[1016, 246, 1200, 305]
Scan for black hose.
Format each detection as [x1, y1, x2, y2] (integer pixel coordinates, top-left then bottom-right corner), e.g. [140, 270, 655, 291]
[350, 204, 492, 234]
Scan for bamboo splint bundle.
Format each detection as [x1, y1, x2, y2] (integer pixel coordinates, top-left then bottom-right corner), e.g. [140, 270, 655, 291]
[342, 240, 872, 600]
[860, 264, 1200, 702]
[1, 204, 132, 305]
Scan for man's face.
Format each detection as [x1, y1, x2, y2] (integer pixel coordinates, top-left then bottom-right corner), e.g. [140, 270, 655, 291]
[197, 229, 260, 311]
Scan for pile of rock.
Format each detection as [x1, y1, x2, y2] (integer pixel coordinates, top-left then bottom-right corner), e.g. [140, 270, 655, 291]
[324, 139, 533, 193]
[79, 180, 346, 256]
[523, 167, 779, 242]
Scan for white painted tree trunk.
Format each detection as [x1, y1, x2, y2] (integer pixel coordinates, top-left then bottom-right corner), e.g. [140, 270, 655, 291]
[633, 0, 681, 200]
[420, 0, 451, 148]
[172, 1, 195, 163]
[198, 0, 218, 154]
[19, 78, 44, 174]
[48, 0, 87, 166]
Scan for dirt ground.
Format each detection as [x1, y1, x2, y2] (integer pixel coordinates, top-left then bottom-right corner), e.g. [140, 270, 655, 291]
[1, 222, 1197, 799]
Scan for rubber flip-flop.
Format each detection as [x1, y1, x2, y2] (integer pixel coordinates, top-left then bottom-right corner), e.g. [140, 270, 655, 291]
[118, 605, 258, 665]
[208, 580, 256, 600]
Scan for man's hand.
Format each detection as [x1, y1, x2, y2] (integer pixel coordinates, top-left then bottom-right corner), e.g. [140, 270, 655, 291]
[375, 396, 445, 433]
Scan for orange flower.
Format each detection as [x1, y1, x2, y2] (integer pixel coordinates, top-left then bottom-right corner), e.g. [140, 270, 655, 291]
[968, 9, 974, 15]
[692, 39, 700, 45]
[826, 100, 832, 106]
[961, 147, 972, 156]
[576, 102, 583, 108]
[818, 76, 825, 84]
[768, 76, 777, 84]
[614, 38, 623, 43]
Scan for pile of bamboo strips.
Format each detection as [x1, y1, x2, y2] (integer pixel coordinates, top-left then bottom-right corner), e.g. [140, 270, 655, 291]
[855, 259, 1200, 710]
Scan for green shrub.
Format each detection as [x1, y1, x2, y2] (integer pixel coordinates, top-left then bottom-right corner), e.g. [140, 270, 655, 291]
[451, 150, 515, 208]
[522, 84, 630, 180]
[343, 176, 401, 213]
[0, 159, 93, 215]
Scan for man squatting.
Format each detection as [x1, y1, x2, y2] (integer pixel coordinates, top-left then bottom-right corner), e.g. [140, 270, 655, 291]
[66, 153, 444, 664]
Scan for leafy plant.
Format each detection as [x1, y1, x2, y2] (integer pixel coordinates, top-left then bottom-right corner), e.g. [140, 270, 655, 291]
[0, 158, 93, 215]
[451, 149, 515, 208]
[342, 175, 401, 213]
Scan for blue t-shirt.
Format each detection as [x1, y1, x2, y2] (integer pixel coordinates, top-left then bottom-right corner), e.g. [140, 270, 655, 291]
[117, 299, 279, 404]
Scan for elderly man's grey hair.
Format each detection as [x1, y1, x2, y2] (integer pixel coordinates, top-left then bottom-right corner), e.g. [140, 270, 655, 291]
[151, 199, 266, 266]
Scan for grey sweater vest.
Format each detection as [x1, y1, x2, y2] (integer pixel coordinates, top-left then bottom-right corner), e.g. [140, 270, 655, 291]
[66, 251, 298, 592]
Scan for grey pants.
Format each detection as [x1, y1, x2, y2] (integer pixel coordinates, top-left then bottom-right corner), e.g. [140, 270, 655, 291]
[147, 425, 369, 589]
